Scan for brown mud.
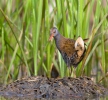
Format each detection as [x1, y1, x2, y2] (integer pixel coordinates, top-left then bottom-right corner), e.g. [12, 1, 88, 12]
[0, 76, 108, 99]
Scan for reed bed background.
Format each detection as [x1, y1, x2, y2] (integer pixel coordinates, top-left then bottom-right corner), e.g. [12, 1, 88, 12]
[0, 0, 108, 86]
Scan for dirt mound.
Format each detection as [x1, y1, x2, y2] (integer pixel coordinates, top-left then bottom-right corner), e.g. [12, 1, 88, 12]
[0, 76, 107, 99]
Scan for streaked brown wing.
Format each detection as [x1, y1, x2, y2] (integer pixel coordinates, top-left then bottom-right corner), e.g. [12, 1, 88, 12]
[60, 39, 76, 57]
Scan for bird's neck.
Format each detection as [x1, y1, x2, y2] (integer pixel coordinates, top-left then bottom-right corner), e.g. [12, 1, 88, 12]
[54, 33, 63, 49]
[54, 33, 61, 41]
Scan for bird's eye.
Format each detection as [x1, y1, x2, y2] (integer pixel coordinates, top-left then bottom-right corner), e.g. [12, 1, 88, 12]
[53, 30, 56, 33]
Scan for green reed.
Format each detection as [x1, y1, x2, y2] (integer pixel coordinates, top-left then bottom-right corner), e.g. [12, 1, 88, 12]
[0, 0, 108, 85]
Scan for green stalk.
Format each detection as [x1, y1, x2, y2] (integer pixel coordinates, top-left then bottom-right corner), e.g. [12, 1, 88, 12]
[83, 0, 93, 37]
[45, 0, 51, 77]
[32, 0, 43, 75]
[67, 0, 74, 38]
[0, 8, 30, 80]
[61, 0, 67, 36]
[80, 13, 108, 76]
[101, 13, 105, 74]
[56, 0, 61, 19]
[77, 0, 83, 37]
[6, 31, 23, 81]
[1, 28, 5, 63]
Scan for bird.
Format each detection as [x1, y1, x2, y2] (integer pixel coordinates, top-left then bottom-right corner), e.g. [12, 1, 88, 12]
[49, 27, 88, 76]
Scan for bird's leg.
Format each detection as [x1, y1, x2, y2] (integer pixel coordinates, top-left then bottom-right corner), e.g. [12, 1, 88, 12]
[70, 67, 72, 77]
[68, 67, 72, 77]
[73, 68, 76, 78]
[68, 67, 76, 77]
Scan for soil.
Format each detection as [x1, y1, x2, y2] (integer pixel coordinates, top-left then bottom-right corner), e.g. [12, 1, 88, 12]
[0, 76, 107, 99]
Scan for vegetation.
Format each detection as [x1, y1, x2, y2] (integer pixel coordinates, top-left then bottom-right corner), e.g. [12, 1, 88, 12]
[0, 0, 108, 86]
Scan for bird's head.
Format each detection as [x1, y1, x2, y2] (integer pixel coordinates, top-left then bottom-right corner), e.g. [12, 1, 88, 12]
[49, 27, 58, 41]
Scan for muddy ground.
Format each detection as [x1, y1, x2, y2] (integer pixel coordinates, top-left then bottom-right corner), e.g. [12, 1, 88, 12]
[0, 76, 108, 99]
